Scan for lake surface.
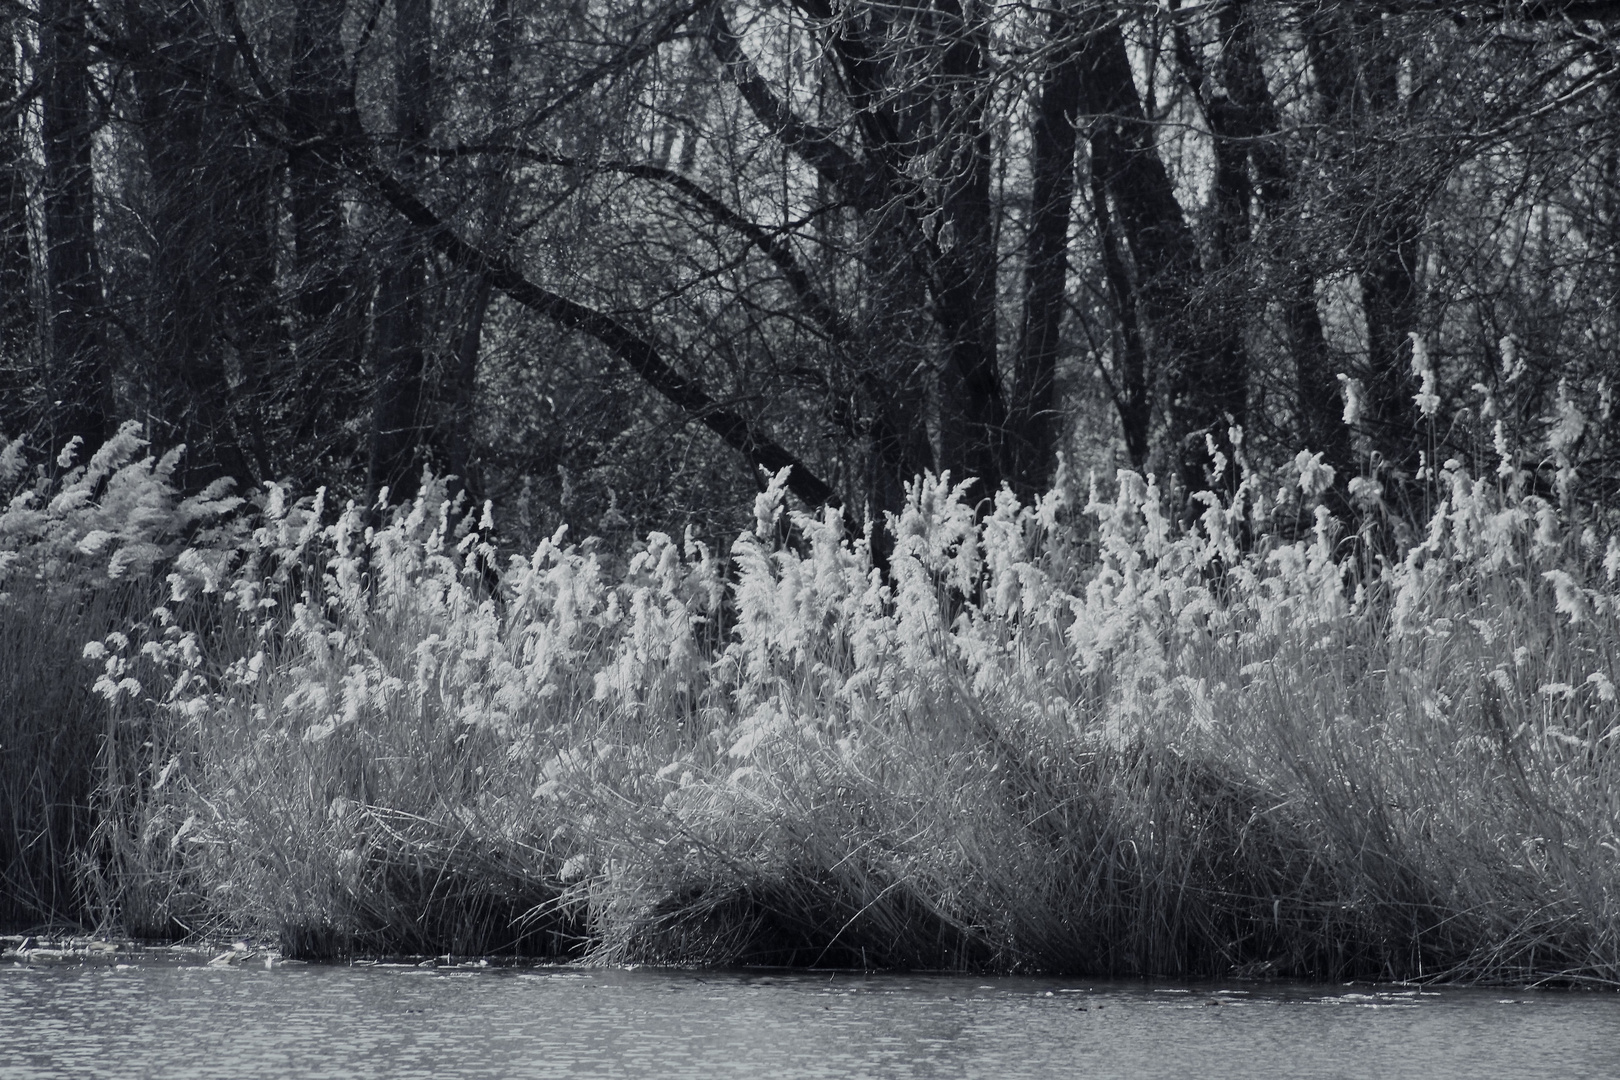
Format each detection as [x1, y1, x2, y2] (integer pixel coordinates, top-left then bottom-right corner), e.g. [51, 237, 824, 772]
[3, 955, 1618, 1079]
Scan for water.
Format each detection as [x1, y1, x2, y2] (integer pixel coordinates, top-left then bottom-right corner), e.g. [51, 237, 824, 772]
[3, 956, 1618, 1079]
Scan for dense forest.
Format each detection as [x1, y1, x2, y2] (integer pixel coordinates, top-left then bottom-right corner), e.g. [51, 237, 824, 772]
[0, 0, 1613, 534]
[4, 0, 1620, 981]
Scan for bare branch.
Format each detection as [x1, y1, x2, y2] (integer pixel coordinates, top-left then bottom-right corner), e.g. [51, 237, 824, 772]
[351, 151, 851, 519]
[705, 6, 881, 209]
[429, 142, 856, 345]
[526, 0, 720, 132]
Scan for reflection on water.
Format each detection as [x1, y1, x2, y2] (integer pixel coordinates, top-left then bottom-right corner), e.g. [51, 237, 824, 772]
[3, 958, 1618, 1079]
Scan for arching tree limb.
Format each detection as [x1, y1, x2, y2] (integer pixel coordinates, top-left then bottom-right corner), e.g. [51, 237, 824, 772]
[350, 153, 852, 523]
[428, 143, 857, 345]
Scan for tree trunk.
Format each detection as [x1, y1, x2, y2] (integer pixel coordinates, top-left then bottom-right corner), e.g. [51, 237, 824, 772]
[1198, 2, 1255, 491]
[1088, 140, 1151, 468]
[0, 11, 35, 438]
[40, 0, 108, 459]
[1009, 3, 1085, 500]
[288, 0, 362, 470]
[1206, 2, 1348, 481]
[1079, 6, 1231, 501]
[861, 226, 936, 517]
[1306, 5, 1423, 504]
[932, 0, 1006, 502]
[125, 0, 259, 488]
[368, 0, 434, 503]
[445, 0, 516, 501]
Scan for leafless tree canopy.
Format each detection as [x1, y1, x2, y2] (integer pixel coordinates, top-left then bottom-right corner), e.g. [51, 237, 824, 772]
[1, 0, 1617, 535]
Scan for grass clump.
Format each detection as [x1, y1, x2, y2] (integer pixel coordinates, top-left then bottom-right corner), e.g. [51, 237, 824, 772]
[4, 423, 1620, 983]
[0, 425, 235, 931]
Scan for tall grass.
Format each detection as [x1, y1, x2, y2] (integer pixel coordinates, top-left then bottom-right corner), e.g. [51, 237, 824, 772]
[0, 578, 127, 927]
[5, 421, 1620, 982]
[0, 425, 230, 930]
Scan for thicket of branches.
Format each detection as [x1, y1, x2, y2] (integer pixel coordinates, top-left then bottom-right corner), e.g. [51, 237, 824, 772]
[0, 0, 1615, 540]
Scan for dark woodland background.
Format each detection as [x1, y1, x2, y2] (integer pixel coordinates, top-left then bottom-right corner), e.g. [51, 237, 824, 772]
[2, 0, 1618, 536]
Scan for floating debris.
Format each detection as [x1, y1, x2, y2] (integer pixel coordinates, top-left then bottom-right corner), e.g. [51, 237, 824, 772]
[3, 936, 128, 965]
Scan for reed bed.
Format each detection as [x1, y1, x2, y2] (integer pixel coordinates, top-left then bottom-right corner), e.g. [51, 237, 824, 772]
[3, 423, 1619, 983]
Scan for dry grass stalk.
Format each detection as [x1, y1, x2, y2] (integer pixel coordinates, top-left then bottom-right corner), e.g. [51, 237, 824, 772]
[2, 426, 1618, 982]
